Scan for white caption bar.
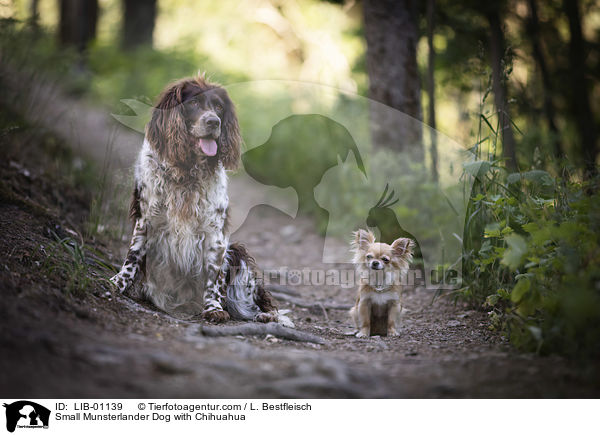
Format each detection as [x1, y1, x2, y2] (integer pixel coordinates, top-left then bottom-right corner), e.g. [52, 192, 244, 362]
[1, 399, 596, 434]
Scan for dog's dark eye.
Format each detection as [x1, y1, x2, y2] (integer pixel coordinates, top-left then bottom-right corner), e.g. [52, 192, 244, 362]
[382, 257, 390, 263]
[366, 254, 373, 260]
[215, 104, 223, 114]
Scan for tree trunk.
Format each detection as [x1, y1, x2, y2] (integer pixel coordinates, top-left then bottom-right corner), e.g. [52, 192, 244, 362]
[122, 0, 157, 49]
[363, 0, 423, 161]
[563, 0, 598, 178]
[58, 0, 98, 53]
[486, 7, 518, 171]
[29, 0, 39, 26]
[526, 0, 563, 161]
[426, 0, 438, 181]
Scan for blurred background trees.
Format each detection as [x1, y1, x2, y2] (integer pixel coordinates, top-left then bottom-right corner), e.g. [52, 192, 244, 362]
[363, 0, 423, 160]
[4, 0, 597, 175]
[563, 0, 598, 178]
[122, 0, 156, 49]
[58, 0, 98, 52]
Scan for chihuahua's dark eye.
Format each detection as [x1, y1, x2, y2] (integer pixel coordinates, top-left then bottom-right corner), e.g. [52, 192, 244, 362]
[366, 254, 373, 260]
[382, 256, 390, 263]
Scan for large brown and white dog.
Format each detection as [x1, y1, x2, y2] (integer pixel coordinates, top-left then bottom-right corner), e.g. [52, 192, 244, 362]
[111, 74, 291, 326]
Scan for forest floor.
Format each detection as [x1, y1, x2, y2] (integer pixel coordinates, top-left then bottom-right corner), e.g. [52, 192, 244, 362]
[1, 71, 599, 398]
[2, 128, 600, 398]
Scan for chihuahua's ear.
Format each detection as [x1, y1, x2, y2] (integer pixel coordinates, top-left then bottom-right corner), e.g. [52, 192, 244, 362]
[352, 229, 375, 252]
[391, 238, 414, 259]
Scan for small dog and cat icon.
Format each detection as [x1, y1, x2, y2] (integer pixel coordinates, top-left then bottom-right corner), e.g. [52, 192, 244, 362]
[3, 401, 50, 432]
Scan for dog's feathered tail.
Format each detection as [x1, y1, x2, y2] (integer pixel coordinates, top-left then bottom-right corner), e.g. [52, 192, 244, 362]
[225, 243, 294, 328]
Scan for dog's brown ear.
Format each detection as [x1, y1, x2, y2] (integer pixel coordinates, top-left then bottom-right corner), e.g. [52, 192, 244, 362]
[352, 229, 375, 252]
[391, 237, 414, 259]
[218, 91, 242, 170]
[146, 81, 188, 166]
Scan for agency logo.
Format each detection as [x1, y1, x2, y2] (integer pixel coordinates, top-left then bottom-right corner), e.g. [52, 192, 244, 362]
[3, 401, 50, 433]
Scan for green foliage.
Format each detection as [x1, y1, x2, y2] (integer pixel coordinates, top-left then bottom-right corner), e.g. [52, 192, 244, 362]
[459, 72, 600, 358]
[86, 43, 246, 111]
[0, 18, 77, 77]
[85, 168, 131, 241]
[321, 149, 461, 244]
[43, 234, 95, 295]
[462, 161, 600, 357]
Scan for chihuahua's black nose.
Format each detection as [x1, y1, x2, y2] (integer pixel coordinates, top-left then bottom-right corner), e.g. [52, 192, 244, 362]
[206, 116, 221, 128]
[370, 260, 383, 270]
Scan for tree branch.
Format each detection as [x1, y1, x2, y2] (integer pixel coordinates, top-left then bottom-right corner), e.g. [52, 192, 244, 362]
[264, 284, 301, 297]
[198, 323, 326, 345]
[270, 291, 352, 312]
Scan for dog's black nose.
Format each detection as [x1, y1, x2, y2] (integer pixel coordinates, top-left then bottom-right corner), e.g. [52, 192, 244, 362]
[370, 260, 383, 270]
[206, 116, 221, 128]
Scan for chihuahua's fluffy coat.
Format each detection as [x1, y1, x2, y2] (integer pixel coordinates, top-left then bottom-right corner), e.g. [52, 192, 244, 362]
[350, 229, 414, 337]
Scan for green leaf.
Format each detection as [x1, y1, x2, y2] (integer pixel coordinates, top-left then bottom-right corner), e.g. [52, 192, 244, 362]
[516, 273, 535, 280]
[509, 117, 524, 136]
[463, 161, 491, 177]
[510, 277, 531, 303]
[523, 170, 553, 186]
[507, 172, 521, 184]
[484, 222, 501, 238]
[485, 294, 499, 307]
[502, 234, 528, 270]
[507, 170, 553, 187]
[498, 288, 510, 299]
[479, 240, 492, 253]
[111, 99, 152, 133]
[516, 286, 541, 317]
[480, 114, 497, 135]
[522, 222, 540, 234]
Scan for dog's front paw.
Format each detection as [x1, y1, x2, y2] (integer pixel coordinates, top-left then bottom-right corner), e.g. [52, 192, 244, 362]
[276, 312, 295, 328]
[110, 273, 127, 293]
[356, 329, 370, 338]
[254, 312, 277, 323]
[387, 328, 399, 337]
[203, 309, 230, 323]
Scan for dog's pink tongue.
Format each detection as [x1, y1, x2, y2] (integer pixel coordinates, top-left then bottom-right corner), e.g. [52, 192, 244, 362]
[198, 138, 217, 156]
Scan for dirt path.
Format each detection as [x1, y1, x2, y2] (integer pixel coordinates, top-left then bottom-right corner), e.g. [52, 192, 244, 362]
[2, 185, 597, 398]
[1, 72, 599, 398]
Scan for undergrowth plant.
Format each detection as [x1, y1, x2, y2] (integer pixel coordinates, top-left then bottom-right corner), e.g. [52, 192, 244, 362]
[43, 234, 93, 295]
[43, 232, 115, 295]
[459, 62, 600, 358]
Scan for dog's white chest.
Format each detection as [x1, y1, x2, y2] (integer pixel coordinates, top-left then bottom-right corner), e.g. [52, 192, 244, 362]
[137, 142, 229, 275]
[370, 290, 399, 305]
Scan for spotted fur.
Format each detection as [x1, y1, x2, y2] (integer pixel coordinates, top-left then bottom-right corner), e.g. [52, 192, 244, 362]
[110, 75, 291, 326]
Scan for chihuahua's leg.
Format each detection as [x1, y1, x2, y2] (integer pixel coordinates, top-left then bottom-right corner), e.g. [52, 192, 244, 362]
[356, 298, 371, 338]
[350, 305, 358, 329]
[387, 301, 400, 336]
[350, 293, 361, 330]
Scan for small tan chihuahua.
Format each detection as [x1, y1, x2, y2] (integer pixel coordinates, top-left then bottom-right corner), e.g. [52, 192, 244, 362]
[350, 229, 414, 337]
